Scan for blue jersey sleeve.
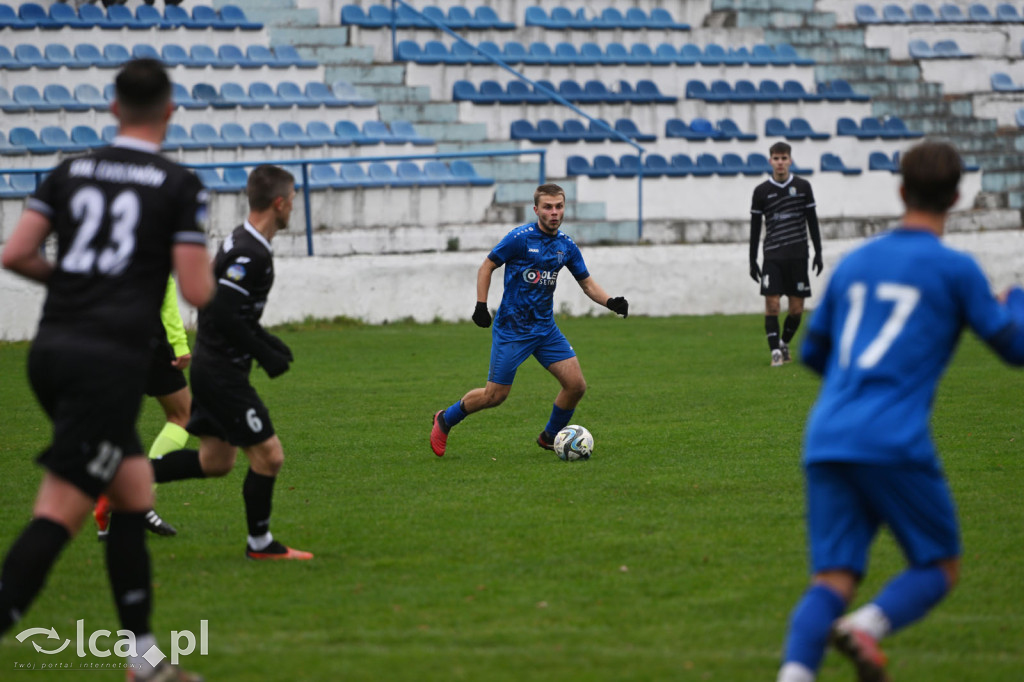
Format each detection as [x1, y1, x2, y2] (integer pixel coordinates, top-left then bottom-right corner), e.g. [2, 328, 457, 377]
[565, 241, 589, 281]
[488, 229, 524, 266]
[801, 279, 835, 375]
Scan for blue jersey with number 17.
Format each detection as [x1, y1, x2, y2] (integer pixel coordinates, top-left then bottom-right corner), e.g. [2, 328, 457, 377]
[487, 222, 589, 338]
[802, 229, 1017, 468]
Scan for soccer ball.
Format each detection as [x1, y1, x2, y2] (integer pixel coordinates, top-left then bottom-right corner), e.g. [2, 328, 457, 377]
[553, 425, 593, 461]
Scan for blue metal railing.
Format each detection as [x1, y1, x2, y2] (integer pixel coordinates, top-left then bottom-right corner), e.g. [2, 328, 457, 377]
[390, 0, 645, 239]
[2, 147, 547, 257]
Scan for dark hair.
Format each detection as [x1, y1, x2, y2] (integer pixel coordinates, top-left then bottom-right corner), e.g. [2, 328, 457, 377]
[246, 165, 295, 211]
[114, 58, 172, 124]
[900, 141, 961, 213]
[769, 141, 792, 156]
[534, 183, 565, 206]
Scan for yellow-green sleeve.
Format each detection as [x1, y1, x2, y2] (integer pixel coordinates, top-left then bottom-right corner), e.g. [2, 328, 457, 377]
[160, 276, 190, 357]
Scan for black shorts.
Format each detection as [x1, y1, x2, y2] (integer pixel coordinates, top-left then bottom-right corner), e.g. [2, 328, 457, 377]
[187, 356, 275, 448]
[145, 339, 188, 398]
[761, 258, 812, 298]
[28, 342, 146, 499]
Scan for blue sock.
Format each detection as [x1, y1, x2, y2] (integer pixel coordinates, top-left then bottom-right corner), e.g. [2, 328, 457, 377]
[872, 566, 949, 633]
[544, 403, 575, 436]
[443, 400, 467, 430]
[782, 584, 846, 673]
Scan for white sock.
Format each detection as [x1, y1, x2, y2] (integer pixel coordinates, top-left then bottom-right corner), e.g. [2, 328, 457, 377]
[247, 532, 273, 551]
[777, 661, 815, 682]
[839, 603, 892, 641]
[130, 633, 160, 673]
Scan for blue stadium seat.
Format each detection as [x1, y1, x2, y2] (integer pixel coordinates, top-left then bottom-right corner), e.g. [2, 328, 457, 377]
[939, 4, 967, 22]
[388, 120, 432, 145]
[0, 129, 27, 156]
[222, 82, 257, 108]
[732, 80, 758, 102]
[419, 161, 453, 185]
[775, 43, 814, 65]
[991, 72, 1021, 91]
[73, 83, 108, 110]
[614, 118, 656, 142]
[308, 163, 341, 190]
[218, 44, 257, 68]
[718, 118, 757, 141]
[821, 153, 862, 174]
[196, 169, 230, 192]
[134, 4, 167, 29]
[243, 82, 280, 108]
[1, 173, 37, 197]
[305, 82, 347, 107]
[524, 6, 551, 27]
[968, 3, 996, 22]
[636, 80, 676, 103]
[910, 3, 939, 22]
[190, 5, 230, 30]
[819, 79, 870, 101]
[335, 163, 369, 187]
[158, 124, 190, 151]
[476, 80, 505, 103]
[275, 45, 318, 68]
[453, 80, 479, 102]
[300, 122, 338, 146]
[191, 83, 225, 108]
[934, 40, 970, 58]
[365, 162, 397, 186]
[332, 120, 369, 145]
[505, 80, 545, 104]
[44, 43, 83, 69]
[251, 122, 291, 148]
[74, 3, 112, 28]
[221, 4, 262, 30]
[720, 153, 747, 176]
[510, 119, 538, 141]
[765, 118, 790, 137]
[219, 123, 259, 149]
[861, 117, 903, 139]
[883, 116, 924, 138]
[745, 153, 771, 174]
[131, 44, 161, 63]
[189, 123, 230, 149]
[1016, 108, 1024, 128]
[622, 7, 649, 29]
[277, 82, 315, 107]
[995, 4, 1024, 22]
[854, 4, 880, 23]
[105, 4, 144, 28]
[572, 155, 605, 178]
[693, 153, 720, 177]
[13, 85, 59, 111]
[48, 3, 84, 28]
[40, 126, 89, 152]
[101, 44, 129, 66]
[790, 118, 830, 140]
[450, 160, 492, 185]
[640, 154, 671, 177]
[361, 120, 398, 145]
[783, 80, 822, 102]
[531, 119, 564, 142]
[14, 44, 53, 69]
[245, 45, 280, 68]
[395, 40, 425, 63]
[596, 8, 626, 29]
[161, 44, 199, 68]
[869, 151, 900, 172]
[882, 4, 910, 22]
[276, 121, 318, 147]
[649, 8, 689, 29]
[836, 117, 863, 137]
[10, 127, 57, 153]
[68, 125, 101, 150]
[523, 42, 556, 65]
[475, 6, 514, 30]
[700, 43, 727, 65]
[340, 5, 369, 25]
[0, 4, 29, 29]
[44, 84, 87, 112]
[71, 44, 109, 68]
[582, 80, 622, 103]
[0, 45, 27, 70]
[670, 154, 695, 176]
[167, 83, 201, 110]
[19, 2, 55, 28]
[758, 80, 788, 101]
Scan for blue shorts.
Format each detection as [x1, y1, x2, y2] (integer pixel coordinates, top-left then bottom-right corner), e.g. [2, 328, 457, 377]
[805, 462, 961, 577]
[488, 326, 576, 385]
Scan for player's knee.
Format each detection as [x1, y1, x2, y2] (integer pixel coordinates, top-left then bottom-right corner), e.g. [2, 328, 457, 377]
[201, 453, 235, 478]
[568, 378, 587, 400]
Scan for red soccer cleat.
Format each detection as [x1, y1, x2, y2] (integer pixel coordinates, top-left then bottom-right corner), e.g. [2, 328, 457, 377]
[430, 410, 448, 457]
[246, 540, 313, 561]
[830, 624, 890, 682]
[94, 494, 111, 540]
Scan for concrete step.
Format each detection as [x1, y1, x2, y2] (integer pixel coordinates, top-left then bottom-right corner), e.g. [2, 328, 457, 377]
[570, 221, 643, 244]
[301, 45, 375, 64]
[765, 27, 866, 48]
[900, 118, 998, 135]
[980, 170, 1024, 192]
[735, 10, 837, 29]
[795, 45, 890, 64]
[436, 140, 521, 153]
[359, 84, 431, 103]
[964, 153, 1024, 171]
[213, 0, 281, 9]
[269, 26, 352, 48]
[870, 96, 971, 118]
[244, 6, 319, 27]
[327, 64, 407, 87]
[817, 63, 922, 81]
[714, 0, 816, 10]
[410, 122, 489, 143]
[857, 81, 943, 100]
[378, 102, 461, 124]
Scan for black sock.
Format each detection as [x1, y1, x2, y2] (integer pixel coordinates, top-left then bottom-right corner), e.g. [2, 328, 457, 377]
[152, 449, 205, 483]
[782, 313, 802, 344]
[105, 512, 151, 636]
[243, 468, 276, 538]
[0, 518, 70, 637]
[765, 315, 780, 351]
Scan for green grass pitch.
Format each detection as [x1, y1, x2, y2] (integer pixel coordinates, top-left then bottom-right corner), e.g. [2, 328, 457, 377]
[0, 314, 1022, 681]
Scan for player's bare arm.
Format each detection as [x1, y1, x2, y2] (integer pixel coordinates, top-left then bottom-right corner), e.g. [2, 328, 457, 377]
[1, 210, 54, 283]
[578, 276, 629, 317]
[172, 242, 214, 309]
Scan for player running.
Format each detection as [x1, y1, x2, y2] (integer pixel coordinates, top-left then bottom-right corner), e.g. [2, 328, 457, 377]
[151, 165, 312, 561]
[430, 183, 628, 456]
[749, 141, 823, 366]
[776, 141, 1024, 682]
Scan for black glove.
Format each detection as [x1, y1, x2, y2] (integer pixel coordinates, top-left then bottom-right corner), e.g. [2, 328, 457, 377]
[812, 252, 823, 277]
[749, 261, 761, 284]
[606, 297, 629, 318]
[264, 332, 293, 362]
[258, 350, 291, 379]
[472, 302, 491, 328]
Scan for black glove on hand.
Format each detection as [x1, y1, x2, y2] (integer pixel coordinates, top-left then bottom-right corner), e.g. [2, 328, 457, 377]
[606, 297, 629, 318]
[749, 261, 761, 284]
[264, 333, 293, 362]
[260, 351, 291, 379]
[812, 252, 823, 277]
[472, 302, 492, 328]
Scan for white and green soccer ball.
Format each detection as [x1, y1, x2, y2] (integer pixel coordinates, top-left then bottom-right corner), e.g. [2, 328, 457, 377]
[554, 425, 593, 461]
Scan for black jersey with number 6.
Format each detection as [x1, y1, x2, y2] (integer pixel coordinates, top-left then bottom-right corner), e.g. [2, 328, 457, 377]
[194, 222, 276, 369]
[750, 175, 816, 261]
[28, 138, 207, 360]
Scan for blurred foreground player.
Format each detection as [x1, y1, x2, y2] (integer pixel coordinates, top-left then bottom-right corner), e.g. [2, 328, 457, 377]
[0, 58, 213, 682]
[430, 183, 628, 456]
[776, 141, 1024, 682]
[151, 165, 312, 560]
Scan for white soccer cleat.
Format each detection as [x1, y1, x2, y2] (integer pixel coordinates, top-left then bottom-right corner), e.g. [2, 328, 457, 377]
[779, 340, 792, 363]
[771, 349, 784, 367]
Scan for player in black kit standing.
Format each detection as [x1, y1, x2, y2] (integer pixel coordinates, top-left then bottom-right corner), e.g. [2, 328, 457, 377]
[151, 165, 312, 561]
[0, 59, 213, 682]
[749, 141, 823, 367]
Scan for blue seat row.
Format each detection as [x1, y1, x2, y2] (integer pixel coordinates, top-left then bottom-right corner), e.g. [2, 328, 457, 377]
[765, 117, 831, 140]
[567, 152, 837, 178]
[453, 79, 675, 104]
[395, 40, 812, 66]
[341, 4, 514, 29]
[0, 171, 39, 197]
[0, 80, 375, 113]
[0, 43, 316, 70]
[511, 118, 655, 143]
[1, 119, 432, 155]
[836, 116, 925, 139]
[524, 6, 689, 30]
[856, 3, 1024, 23]
[908, 39, 972, 58]
[195, 160, 492, 193]
[992, 72, 1024, 90]
[0, 2, 261, 30]
[665, 118, 758, 141]
[686, 78, 869, 102]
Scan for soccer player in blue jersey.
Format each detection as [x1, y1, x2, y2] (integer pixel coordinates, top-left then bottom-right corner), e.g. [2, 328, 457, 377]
[776, 141, 1024, 682]
[430, 183, 628, 456]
